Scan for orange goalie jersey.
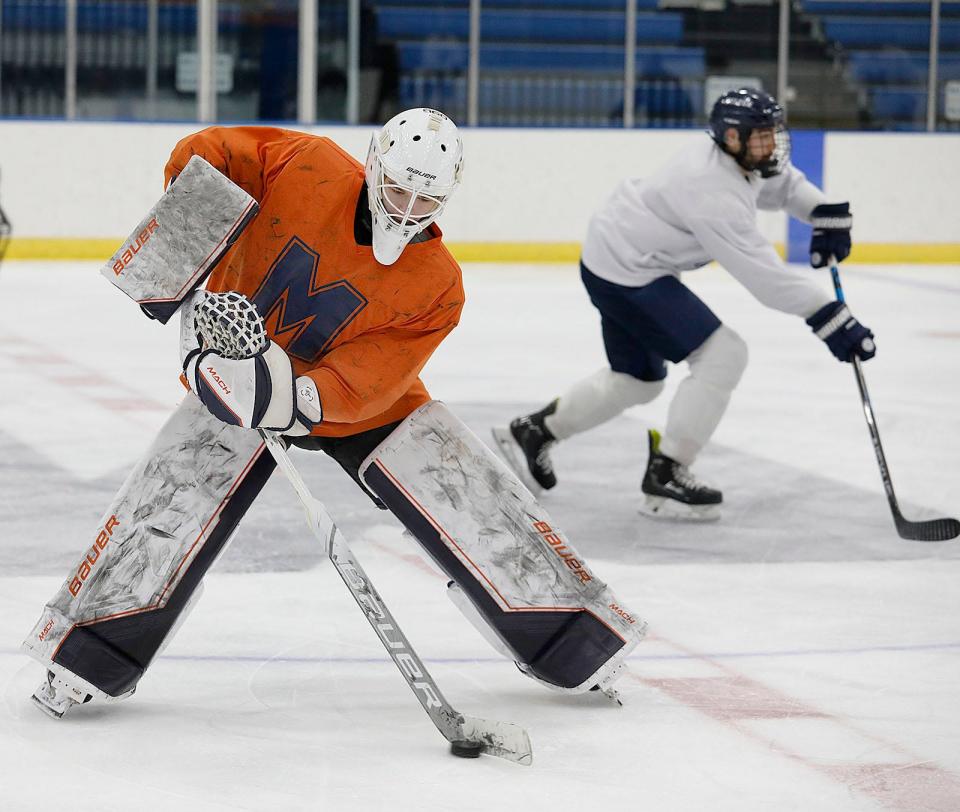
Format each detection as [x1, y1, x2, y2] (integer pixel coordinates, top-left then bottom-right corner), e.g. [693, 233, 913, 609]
[164, 126, 464, 438]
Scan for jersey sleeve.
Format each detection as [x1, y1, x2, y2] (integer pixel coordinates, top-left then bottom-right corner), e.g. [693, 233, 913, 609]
[686, 213, 832, 317]
[301, 279, 464, 426]
[756, 162, 827, 222]
[163, 126, 311, 202]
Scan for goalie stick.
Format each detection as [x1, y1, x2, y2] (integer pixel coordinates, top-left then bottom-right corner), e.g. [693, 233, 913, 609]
[194, 292, 534, 765]
[830, 261, 959, 542]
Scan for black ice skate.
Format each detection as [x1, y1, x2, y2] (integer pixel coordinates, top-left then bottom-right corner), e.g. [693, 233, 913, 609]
[491, 400, 559, 494]
[640, 429, 722, 522]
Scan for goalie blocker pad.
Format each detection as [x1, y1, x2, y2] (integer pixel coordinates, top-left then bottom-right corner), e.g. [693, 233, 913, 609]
[360, 401, 646, 692]
[101, 155, 259, 324]
[21, 394, 275, 698]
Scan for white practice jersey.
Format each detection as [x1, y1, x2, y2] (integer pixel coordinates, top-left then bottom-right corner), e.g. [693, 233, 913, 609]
[581, 136, 834, 318]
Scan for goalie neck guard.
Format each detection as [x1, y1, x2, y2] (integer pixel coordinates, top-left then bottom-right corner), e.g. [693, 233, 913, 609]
[364, 108, 463, 265]
[709, 87, 790, 178]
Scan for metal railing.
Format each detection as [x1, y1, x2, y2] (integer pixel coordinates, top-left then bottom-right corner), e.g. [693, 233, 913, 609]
[0, 0, 954, 130]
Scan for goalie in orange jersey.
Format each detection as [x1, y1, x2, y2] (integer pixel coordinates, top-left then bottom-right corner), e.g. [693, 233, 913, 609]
[24, 109, 645, 721]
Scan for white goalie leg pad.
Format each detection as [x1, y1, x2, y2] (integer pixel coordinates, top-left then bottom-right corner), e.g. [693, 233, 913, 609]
[449, 579, 633, 697]
[446, 581, 515, 660]
[360, 401, 646, 693]
[22, 393, 269, 698]
[661, 325, 748, 466]
[101, 155, 259, 324]
[546, 368, 665, 441]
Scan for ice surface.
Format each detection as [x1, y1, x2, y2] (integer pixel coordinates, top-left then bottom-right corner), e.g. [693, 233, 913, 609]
[1, 261, 958, 811]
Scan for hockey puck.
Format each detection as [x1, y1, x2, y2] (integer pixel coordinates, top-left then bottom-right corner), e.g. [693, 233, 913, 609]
[449, 739, 483, 759]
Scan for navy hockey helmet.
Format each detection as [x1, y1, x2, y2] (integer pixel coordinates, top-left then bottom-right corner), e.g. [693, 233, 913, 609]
[709, 88, 790, 178]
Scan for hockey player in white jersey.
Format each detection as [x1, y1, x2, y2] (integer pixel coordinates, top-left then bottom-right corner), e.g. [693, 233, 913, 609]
[494, 88, 875, 521]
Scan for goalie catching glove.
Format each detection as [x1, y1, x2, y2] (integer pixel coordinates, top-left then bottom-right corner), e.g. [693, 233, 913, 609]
[180, 290, 322, 434]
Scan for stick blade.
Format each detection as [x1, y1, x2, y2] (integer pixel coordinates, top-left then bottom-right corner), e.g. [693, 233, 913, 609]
[459, 715, 533, 766]
[895, 515, 960, 542]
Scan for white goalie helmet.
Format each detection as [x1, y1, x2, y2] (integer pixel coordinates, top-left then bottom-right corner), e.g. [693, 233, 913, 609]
[365, 107, 463, 265]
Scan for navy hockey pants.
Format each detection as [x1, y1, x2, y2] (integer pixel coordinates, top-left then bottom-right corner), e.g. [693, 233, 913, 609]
[580, 261, 721, 382]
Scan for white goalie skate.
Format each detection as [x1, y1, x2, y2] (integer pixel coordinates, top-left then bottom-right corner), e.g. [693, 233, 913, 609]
[29, 662, 138, 720]
[515, 659, 627, 706]
[31, 670, 94, 719]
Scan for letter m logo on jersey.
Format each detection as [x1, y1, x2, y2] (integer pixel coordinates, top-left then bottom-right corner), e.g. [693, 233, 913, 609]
[251, 237, 368, 364]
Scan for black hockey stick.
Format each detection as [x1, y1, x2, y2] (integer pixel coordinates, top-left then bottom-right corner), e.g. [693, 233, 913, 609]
[194, 291, 533, 763]
[830, 261, 959, 541]
[259, 430, 533, 764]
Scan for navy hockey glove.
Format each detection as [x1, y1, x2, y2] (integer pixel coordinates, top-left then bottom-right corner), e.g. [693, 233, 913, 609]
[806, 301, 875, 363]
[809, 202, 852, 268]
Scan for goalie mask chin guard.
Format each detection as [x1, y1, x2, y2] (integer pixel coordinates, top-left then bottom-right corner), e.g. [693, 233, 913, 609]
[365, 108, 463, 265]
[709, 87, 791, 178]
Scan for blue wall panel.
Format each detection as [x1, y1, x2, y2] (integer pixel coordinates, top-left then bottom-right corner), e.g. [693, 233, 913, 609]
[787, 130, 825, 264]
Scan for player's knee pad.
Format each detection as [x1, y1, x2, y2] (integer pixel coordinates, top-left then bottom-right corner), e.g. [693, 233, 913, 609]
[609, 369, 665, 405]
[687, 325, 748, 392]
[549, 368, 664, 440]
[22, 394, 274, 698]
[359, 401, 646, 693]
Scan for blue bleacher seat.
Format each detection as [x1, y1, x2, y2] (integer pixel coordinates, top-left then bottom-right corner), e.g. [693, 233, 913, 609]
[802, 0, 960, 15]
[847, 50, 960, 83]
[399, 73, 699, 125]
[1, 1, 242, 33]
[822, 16, 960, 48]
[377, 8, 683, 44]
[867, 86, 952, 123]
[396, 41, 705, 78]
[396, 41, 462, 72]
[377, 0, 660, 9]
[376, 2, 706, 126]
[869, 87, 926, 119]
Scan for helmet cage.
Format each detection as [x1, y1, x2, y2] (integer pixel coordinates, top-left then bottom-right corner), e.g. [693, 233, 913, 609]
[364, 111, 462, 265]
[367, 140, 452, 239]
[710, 88, 791, 177]
[734, 121, 791, 178]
